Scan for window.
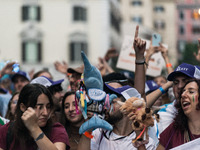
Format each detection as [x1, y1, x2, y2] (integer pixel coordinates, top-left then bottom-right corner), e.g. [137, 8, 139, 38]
[192, 26, 200, 34]
[154, 20, 165, 29]
[70, 42, 87, 62]
[179, 11, 184, 20]
[132, 16, 143, 24]
[154, 6, 165, 13]
[73, 6, 87, 21]
[22, 5, 41, 21]
[131, 1, 142, 6]
[179, 26, 185, 34]
[22, 41, 41, 63]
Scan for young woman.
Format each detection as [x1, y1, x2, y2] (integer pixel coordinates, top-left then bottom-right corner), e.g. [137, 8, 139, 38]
[158, 79, 200, 149]
[0, 84, 70, 150]
[5, 92, 19, 121]
[61, 91, 84, 150]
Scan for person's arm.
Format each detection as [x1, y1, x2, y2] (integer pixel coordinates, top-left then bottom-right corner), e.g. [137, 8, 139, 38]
[104, 48, 119, 62]
[0, 62, 16, 77]
[54, 61, 68, 75]
[133, 25, 146, 98]
[145, 39, 159, 71]
[77, 134, 91, 150]
[22, 107, 66, 150]
[158, 43, 173, 74]
[146, 81, 173, 108]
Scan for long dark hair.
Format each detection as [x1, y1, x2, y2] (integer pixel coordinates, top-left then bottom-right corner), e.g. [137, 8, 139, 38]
[12, 84, 54, 149]
[5, 92, 20, 121]
[174, 79, 200, 131]
[60, 91, 75, 133]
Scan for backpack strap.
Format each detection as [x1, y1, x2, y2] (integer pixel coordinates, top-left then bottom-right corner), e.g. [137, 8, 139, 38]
[6, 122, 14, 150]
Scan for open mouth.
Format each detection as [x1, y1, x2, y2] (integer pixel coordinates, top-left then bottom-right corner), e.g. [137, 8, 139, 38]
[182, 101, 190, 108]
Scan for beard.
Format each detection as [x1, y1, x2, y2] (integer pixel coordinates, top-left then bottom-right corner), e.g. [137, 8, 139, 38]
[105, 110, 123, 125]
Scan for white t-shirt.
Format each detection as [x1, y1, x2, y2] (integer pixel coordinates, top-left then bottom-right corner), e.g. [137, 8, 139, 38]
[91, 129, 155, 150]
[157, 101, 177, 134]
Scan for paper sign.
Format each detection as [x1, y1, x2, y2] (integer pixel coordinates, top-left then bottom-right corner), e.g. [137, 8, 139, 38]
[116, 35, 166, 77]
[170, 138, 200, 150]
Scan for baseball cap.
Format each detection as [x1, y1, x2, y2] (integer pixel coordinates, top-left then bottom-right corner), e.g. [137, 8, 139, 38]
[145, 80, 159, 94]
[11, 70, 30, 82]
[105, 84, 141, 100]
[30, 76, 64, 88]
[167, 63, 200, 81]
[67, 65, 84, 74]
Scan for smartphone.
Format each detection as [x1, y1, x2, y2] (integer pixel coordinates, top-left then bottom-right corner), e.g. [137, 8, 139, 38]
[12, 63, 19, 73]
[152, 33, 161, 46]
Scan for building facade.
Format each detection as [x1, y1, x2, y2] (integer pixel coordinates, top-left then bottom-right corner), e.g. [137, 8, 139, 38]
[120, 0, 177, 65]
[0, 0, 121, 74]
[176, 0, 200, 55]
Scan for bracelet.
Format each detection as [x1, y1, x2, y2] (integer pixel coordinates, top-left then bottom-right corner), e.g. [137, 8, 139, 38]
[84, 131, 93, 139]
[159, 87, 166, 94]
[166, 63, 172, 68]
[135, 59, 148, 68]
[135, 59, 145, 65]
[35, 132, 44, 142]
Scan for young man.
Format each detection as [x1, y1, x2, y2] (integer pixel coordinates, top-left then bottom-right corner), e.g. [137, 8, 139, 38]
[11, 70, 30, 92]
[77, 26, 155, 150]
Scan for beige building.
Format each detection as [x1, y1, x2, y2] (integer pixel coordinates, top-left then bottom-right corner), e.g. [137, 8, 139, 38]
[120, 0, 177, 65]
[0, 0, 121, 77]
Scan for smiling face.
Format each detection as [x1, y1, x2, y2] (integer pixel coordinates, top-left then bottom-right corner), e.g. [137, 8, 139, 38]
[181, 81, 199, 116]
[64, 94, 83, 126]
[34, 93, 51, 127]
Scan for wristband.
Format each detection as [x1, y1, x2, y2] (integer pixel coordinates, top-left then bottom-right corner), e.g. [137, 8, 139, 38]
[159, 87, 166, 94]
[166, 63, 172, 68]
[84, 131, 93, 139]
[35, 132, 44, 142]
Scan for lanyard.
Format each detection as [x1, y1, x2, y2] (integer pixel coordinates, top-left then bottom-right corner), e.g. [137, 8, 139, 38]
[103, 130, 134, 141]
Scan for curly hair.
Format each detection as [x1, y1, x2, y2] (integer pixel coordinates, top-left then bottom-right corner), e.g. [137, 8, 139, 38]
[174, 79, 200, 132]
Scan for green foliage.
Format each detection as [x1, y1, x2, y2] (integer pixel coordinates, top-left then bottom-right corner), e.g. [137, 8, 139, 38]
[179, 43, 199, 65]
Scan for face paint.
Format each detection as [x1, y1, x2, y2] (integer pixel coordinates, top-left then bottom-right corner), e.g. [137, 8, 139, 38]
[193, 95, 195, 103]
[196, 94, 198, 103]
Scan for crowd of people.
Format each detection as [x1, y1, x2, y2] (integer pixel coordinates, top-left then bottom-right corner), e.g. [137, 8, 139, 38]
[0, 25, 200, 150]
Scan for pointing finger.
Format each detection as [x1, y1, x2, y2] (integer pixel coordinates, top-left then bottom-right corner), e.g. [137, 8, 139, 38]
[134, 25, 139, 40]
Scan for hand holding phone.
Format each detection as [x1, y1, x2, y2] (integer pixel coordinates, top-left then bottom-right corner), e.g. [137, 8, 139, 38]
[12, 63, 19, 73]
[152, 33, 161, 46]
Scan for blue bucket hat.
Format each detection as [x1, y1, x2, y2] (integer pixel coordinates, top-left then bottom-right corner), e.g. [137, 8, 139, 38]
[167, 63, 200, 81]
[145, 80, 159, 94]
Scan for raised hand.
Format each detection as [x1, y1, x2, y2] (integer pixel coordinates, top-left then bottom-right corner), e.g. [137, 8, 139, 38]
[104, 48, 119, 61]
[133, 25, 146, 60]
[54, 61, 68, 74]
[1, 62, 17, 76]
[193, 39, 200, 62]
[158, 43, 168, 59]
[21, 107, 38, 132]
